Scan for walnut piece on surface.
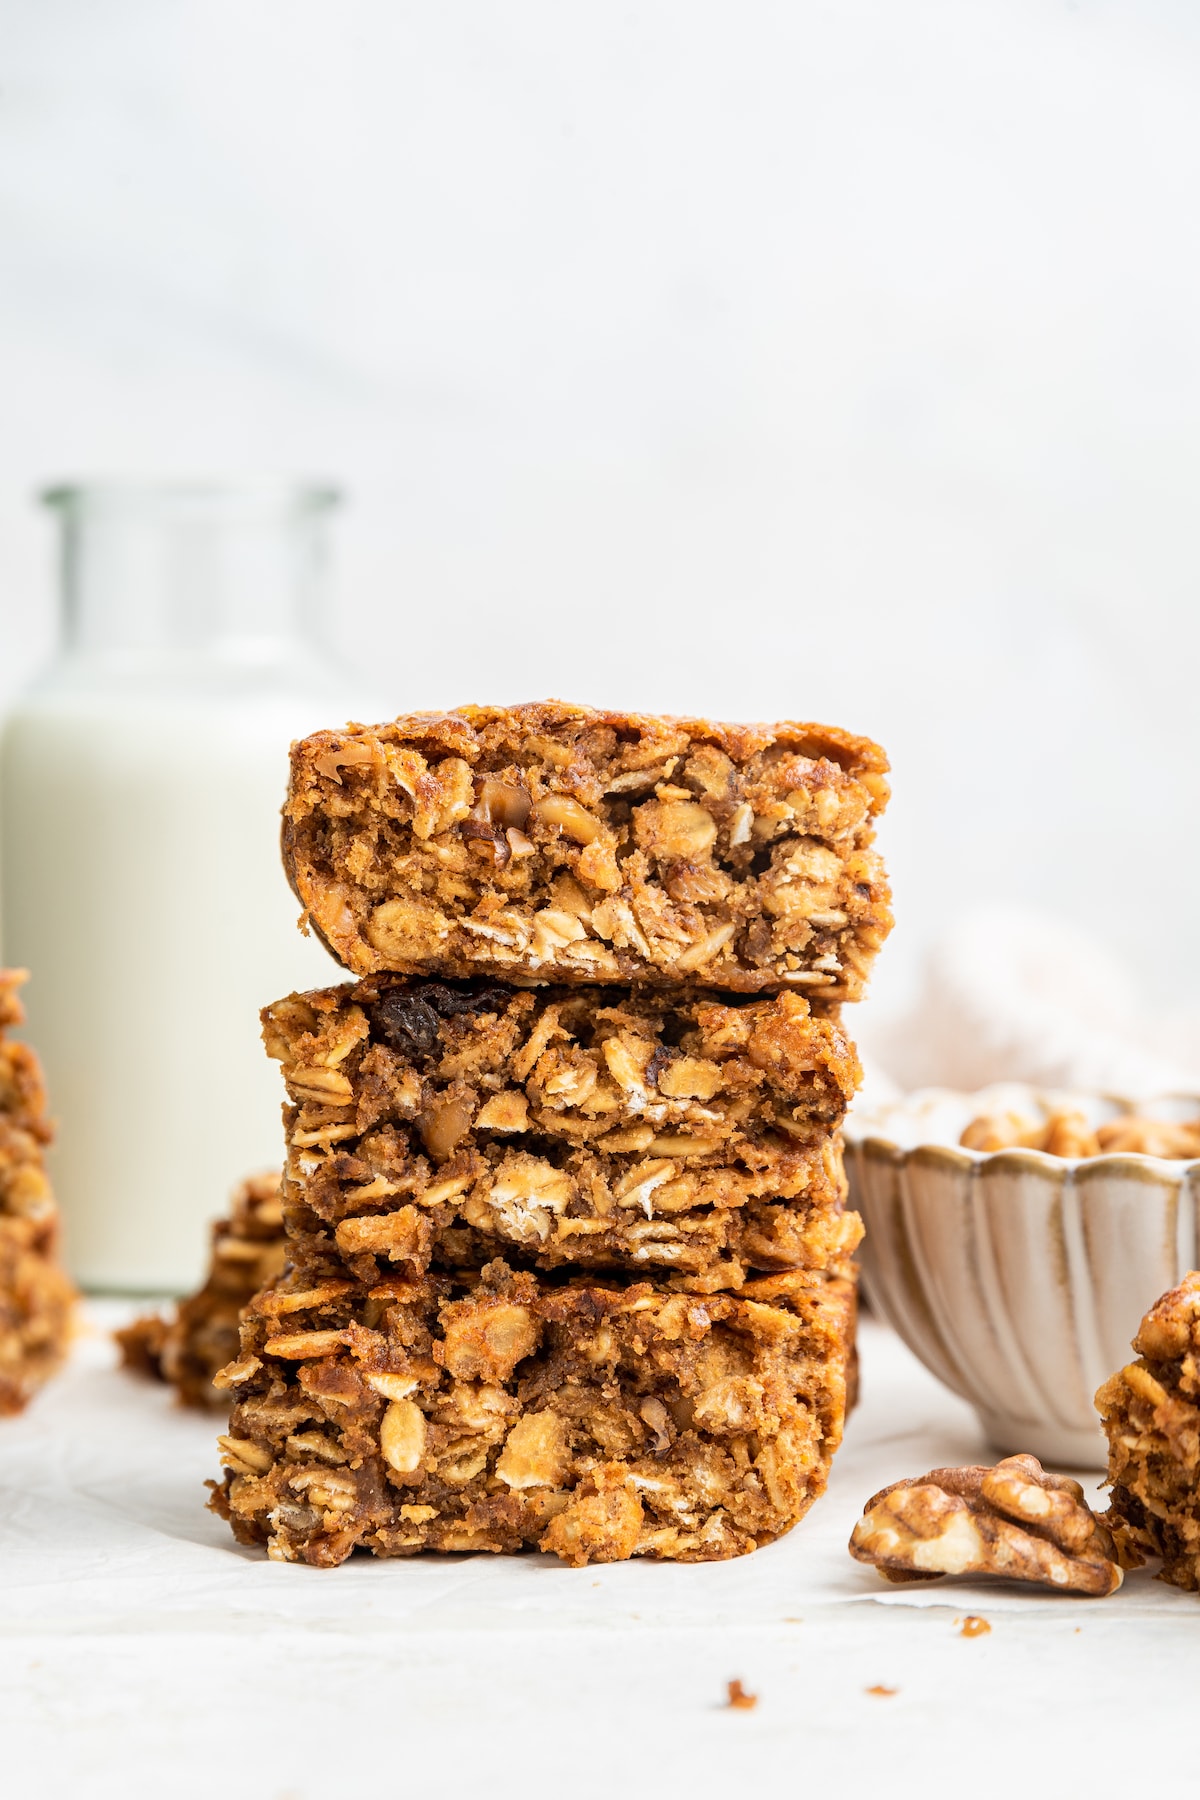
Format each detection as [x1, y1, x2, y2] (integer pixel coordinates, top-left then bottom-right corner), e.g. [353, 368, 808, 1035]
[1096, 1270, 1200, 1592]
[848, 1453, 1123, 1596]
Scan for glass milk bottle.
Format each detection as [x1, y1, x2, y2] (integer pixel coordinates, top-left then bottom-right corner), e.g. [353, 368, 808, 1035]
[0, 484, 370, 1291]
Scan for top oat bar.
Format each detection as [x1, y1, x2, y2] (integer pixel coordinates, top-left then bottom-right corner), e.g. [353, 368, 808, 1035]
[283, 701, 892, 999]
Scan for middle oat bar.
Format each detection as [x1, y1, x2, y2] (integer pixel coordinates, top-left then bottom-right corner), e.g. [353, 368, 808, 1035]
[263, 975, 862, 1288]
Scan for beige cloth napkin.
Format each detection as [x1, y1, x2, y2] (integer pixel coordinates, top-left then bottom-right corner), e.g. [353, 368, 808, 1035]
[857, 907, 1200, 1102]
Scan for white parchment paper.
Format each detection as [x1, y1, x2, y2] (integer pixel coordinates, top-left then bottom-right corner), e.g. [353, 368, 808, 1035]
[1, 1306, 1192, 1797]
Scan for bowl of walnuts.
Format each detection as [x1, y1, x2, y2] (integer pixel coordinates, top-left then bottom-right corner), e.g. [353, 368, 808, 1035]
[845, 1084, 1200, 1468]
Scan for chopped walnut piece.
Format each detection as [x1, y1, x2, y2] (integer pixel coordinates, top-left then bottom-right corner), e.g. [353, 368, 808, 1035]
[635, 799, 718, 861]
[1094, 1118, 1200, 1158]
[960, 1105, 1200, 1160]
[849, 1454, 1123, 1596]
[959, 1109, 1099, 1155]
[420, 1096, 475, 1161]
[475, 777, 532, 831]
[439, 1292, 541, 1382]
[534, 793, 604, 844]
[1040, 1111, 1100, 1158]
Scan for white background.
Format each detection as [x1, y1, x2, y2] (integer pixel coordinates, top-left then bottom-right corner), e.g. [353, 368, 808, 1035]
[1, 0, 1198, 1014]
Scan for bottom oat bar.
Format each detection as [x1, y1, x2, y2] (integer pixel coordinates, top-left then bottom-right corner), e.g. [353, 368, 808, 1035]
[209, 1259, 855, 1566]
[117, 1172, 286, 1407]
[0, 970, 74, 1414]
[1096, 1270, 1200, 1592]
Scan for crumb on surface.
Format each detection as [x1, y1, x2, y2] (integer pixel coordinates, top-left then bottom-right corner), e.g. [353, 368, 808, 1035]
[726, 1679, 758, 1710]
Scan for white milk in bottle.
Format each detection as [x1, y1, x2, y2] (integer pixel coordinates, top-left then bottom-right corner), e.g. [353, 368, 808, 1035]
[0, 484, 375, 1290]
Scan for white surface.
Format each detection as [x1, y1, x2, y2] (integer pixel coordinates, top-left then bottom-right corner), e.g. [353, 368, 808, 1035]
[1, 1303, 1194, 1797]
[2, 3, 1200, 1018]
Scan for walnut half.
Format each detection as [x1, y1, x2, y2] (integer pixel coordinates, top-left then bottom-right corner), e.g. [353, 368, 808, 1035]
[849, 1454, 1123, 1597]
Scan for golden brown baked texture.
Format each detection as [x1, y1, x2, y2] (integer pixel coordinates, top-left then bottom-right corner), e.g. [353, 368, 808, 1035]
[849, 1454, 1123, 1595]
[208, 1258, 855, 1566]
[263, 975, 862, 1287]
[0, 970, 75, 1414]
[282, 701, 891, 1000]
[1096, 1271, 1200, 1591]
[116, 1172, 286, 1407]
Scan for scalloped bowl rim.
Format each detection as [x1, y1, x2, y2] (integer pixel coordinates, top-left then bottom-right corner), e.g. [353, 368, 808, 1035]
[845, 1082, 1200, 1173]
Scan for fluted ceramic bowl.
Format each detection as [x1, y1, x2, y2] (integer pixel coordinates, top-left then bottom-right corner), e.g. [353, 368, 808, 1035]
[845, 1085, 1200, 1468]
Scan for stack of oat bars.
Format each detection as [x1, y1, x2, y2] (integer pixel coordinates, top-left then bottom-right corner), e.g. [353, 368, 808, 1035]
[210, 702, 892, 1566]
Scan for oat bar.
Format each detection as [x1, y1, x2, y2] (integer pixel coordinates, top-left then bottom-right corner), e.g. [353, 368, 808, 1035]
[0, 971, 74, 1414]
[264, 975, 862, 1287]
[209, 1258, 855, 1566]
[1096, 1271, 1200, 1591]
[117, 1172, 286, 1407]
[283, 701, 891, 999]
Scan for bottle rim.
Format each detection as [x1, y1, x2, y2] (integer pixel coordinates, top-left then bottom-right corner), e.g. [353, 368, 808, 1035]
[39, 480, 342, 515]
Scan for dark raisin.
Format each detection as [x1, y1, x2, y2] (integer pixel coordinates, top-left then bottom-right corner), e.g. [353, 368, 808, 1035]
[371, 994, 441, 1057]
[423, 982, 510, 1019]
[645, 1045, 679, 1088]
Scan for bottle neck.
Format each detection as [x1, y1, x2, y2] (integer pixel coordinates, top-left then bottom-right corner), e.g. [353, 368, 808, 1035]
[45, 484, 339, 664]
